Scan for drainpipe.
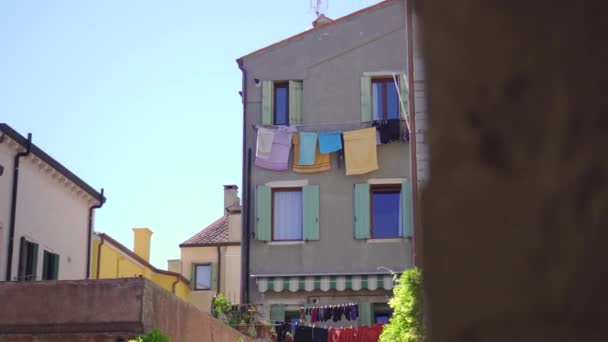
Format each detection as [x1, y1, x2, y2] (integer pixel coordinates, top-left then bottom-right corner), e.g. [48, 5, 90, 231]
[171, 276, 180, 295]
[6, 133, 32, 281]
[237, 58, 251, 304]
[406, 0, 421, 267]
[86, 189, 105, 279]
[95, 234, 106, 279]
[216, 246, 222, 293]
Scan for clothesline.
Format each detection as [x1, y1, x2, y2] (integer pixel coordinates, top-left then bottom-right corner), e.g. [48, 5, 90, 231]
[251, 118, 407, 132]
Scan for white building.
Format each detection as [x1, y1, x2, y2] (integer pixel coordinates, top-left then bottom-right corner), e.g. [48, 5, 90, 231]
[0, 123, 104, 281]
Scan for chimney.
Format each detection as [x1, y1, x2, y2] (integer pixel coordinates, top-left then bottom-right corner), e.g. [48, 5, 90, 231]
[132, 228, 153, 262]
[224, 185, 239, 213]
[312, 14, 333, 28]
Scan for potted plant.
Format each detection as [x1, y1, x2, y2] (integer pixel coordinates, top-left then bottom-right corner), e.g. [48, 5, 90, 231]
[270, 326, 278, 342]
[285, 331, 294, 342]
[238, 320, 248, 335]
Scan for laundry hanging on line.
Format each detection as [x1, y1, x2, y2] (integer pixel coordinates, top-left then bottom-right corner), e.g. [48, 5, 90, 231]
[256, 127, 276, 159]
[318, 131, 343, 154]
[293, 133, 331, 173]
[298, 132, 319, 165]
[255, 125, 297, 171]
[343, 128, 379, 176]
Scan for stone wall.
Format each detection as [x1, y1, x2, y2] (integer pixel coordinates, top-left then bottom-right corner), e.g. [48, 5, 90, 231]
[0, 278, 249, 342]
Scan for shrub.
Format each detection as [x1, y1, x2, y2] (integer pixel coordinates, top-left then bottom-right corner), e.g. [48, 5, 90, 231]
[129, 328, 170, 342]
[379, 267, 424, 342]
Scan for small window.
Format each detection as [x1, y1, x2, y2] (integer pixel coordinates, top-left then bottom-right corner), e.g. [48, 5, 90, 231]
[18, 238, 38, 281]
[42, 251, 60, 280]
[371, 185, 402, 238]
[372, 78, 399, 120]
[272, 188, 303, 241]
[274, 82, 289, 125]
[194, 264, 212, 290]
[373, 303, 393, 324]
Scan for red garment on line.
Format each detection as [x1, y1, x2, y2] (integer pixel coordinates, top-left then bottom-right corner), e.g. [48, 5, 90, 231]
[329, 324, 383, 342]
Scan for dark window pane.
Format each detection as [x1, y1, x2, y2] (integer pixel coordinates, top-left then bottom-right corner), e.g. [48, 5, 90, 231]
[372, 191, 401, 238]
[274, 85, 288, 125]
[386, 81, 399, 119]
[375, 314, 390, 324]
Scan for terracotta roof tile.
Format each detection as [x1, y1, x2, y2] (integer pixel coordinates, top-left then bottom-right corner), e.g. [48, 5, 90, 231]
[180, 216, 231, 246]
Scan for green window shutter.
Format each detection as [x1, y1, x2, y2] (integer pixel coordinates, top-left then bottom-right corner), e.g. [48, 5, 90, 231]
[191, 264, 196, 290]
[289, 80, 303, 125]
[399, 73, 409, 120]
[255, 185, 272, 241]
[353, 184, 371, 239]
[261, 80, 274, 125]
[18, 237, 27, 281]
[42, 252, 49, 280]
[270, 304, 285, 322]
[211, 263, 218, 291]
[303, 185, 320, 241]
[30, 243, 39, 281]
[401, 180, 413, 238]
[358, 302, 373, 326]
[52, 254, 60, 280]
[361, 76, 372, 122]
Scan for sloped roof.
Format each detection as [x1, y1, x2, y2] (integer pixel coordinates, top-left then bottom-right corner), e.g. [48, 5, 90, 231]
[96, 233, 189, 285]
[0, 123, 104, 201]
[180, 216, 239, 247]
[237, 0, 398, 61]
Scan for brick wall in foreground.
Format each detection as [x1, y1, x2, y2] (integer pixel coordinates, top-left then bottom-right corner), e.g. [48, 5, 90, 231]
[0, 278, 249, 342]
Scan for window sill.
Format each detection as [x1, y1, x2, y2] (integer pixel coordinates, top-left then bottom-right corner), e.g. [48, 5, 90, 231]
[193, 289, 213, 292]
[366, 238, 406, 243]
[267, 241, 305, 246]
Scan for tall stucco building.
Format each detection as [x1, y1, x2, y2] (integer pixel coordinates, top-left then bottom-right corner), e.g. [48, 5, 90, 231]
[0, 123, 104, 282]
[237, 0, 417, 326]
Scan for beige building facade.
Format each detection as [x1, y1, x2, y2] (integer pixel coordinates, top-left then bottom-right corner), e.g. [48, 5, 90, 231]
[0, 123, 104, 282]
[168, 185, 242, 312]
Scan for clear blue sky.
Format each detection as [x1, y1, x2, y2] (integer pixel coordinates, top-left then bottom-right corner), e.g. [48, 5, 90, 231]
[0, 0, 382, 268]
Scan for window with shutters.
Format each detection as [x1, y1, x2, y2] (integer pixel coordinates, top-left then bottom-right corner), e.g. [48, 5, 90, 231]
[18, 238, 38, 281]
[261, 80, 303, 126]
[371, 77, 400, 120]
[42, 251, 60, 280]
[361, 74, 408, 122]
[272, 188, 303, 241]
[194, 264, 212, 290]
[371, 184, 402, 239]
[353, 181, 413, 240]
[256, 184, 320, 242]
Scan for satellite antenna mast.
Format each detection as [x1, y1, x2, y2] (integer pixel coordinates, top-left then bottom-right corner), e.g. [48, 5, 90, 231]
[310, 0, 329, 17]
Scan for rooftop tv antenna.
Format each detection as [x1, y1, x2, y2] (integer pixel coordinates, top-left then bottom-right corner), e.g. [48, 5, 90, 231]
[310, 0, 329, 17]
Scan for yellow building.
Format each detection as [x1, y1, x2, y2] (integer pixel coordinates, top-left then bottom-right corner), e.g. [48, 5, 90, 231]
[91, 228, 190, 301]
[168, 185, 242, 313]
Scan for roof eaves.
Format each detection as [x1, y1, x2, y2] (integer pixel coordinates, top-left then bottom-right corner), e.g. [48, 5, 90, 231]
[179, 241, 241, 248]
[237, 0, 398, 62]
[99, 233, 190, 285]
[0, 123, 104, 201]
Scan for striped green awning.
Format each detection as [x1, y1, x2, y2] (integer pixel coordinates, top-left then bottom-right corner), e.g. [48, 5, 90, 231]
[255, 274, 395, 293]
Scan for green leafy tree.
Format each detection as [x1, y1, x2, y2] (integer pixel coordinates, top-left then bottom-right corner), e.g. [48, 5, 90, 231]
[380, 268, 424, 342]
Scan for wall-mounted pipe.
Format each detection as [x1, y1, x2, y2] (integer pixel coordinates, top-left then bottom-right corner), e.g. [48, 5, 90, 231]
[216, 246, 222, 293]
[237, 58, 251, 304]
[6, 133, 32, 281]
[95, 234, 106, 279]
[87, 189, 105, 278]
